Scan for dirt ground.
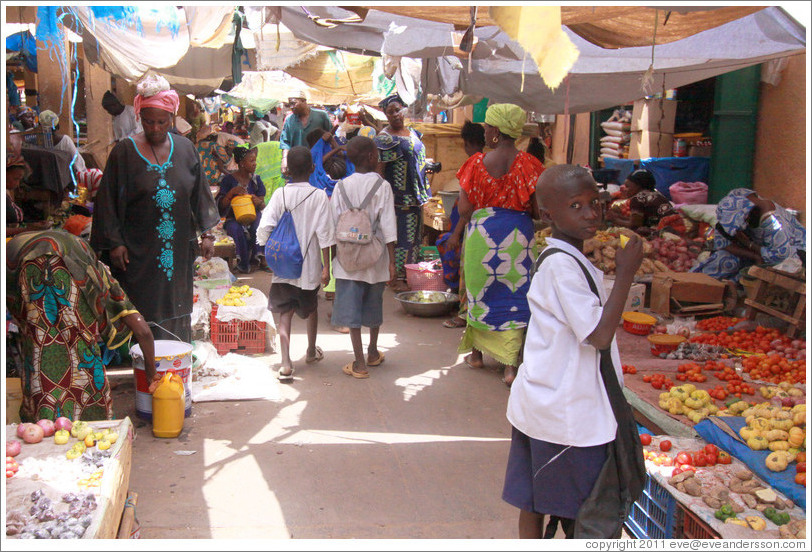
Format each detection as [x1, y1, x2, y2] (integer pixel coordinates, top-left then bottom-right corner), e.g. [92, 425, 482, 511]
[110, 269, 541, 539]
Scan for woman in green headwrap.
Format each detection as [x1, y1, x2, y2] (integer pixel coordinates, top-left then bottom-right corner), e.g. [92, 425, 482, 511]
[446, 104, 545, 386]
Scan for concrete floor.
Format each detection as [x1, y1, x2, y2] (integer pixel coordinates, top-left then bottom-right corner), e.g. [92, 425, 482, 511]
[110, 269, 537, 539]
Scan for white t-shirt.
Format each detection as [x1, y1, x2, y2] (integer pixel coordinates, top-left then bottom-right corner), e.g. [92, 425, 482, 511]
[54, 135, 87, 173]
[113, 106, 142, 141]
[506, 238, 624, 447]
[330, 172, 397, 284]
[256, 181, 336, 290]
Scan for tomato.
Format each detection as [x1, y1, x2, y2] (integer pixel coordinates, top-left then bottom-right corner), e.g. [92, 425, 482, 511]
[6, 470, 14, 478]
[652, 455, 664, 466]
[640, 434, 652, 446]
[717, 451, 732, 465]
[643, 375, 652, 383]
[704, 453, 717, 467]
[652, 381, 663, 390]
[662, 456, 674, 467]
[704, 444, 718, 457]
[671, 466, 684, 477]
[797, 452, 806, 464]
[675, 451, 692, 466]
[693, 452, 708, 467]
[795, 472, 806, 486]
[797, 462, 806, 474]
[659, 440, 672, 452]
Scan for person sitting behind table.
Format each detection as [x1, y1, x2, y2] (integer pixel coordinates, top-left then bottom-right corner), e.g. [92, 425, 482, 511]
[215, 145, 267, 274]
[256, 146, 336, 382]
[503, 164, 644, 538]
[605, 169, 676, 236]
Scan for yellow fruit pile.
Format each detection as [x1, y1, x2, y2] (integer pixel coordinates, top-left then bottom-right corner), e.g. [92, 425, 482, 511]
[216, 285, 253, 307]
[658, 384, 718, 423]
[759, 383, 805, 400]
[738, 403, 805, 462]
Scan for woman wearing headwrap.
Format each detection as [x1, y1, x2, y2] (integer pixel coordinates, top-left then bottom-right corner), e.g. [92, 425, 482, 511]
[215, 145, 267, 274]
[692, 188, 805, 281]
[374, 94, 430, 291]
[605, 169, 676, 235]
[446, 104, 544, 387]
[91, 75, 220, 343]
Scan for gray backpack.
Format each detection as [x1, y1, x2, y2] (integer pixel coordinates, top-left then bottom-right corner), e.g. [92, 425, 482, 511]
[335, 176, 385, 272]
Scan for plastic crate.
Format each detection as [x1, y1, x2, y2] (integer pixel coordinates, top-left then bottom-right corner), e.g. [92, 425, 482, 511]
[677, 504, 720, 539]
[625, 474, 677, 539]
[405, 262, 446, 292]
[210, 305, 267, 356]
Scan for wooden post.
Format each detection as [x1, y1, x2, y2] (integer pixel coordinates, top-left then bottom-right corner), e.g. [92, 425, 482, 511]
[36, 31, 73, 138]
[82, 45, 114, 168]
[23, 70, 38, 108]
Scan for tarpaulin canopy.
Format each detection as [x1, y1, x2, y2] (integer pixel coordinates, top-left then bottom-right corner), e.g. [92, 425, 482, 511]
[278, 5, 805, 113]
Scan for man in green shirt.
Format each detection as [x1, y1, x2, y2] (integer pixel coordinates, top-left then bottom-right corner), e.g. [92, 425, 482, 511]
[280, 92, 332, 171]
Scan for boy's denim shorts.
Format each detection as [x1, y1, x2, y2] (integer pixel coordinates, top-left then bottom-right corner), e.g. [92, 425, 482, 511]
[331, 279, 386, 328]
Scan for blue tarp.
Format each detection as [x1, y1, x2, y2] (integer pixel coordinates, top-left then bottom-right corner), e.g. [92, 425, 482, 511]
[694, 417, 805, 510]
[602, 158, 637, 186]
[6, 31, 37, 73]
[639, 156, 711, 201]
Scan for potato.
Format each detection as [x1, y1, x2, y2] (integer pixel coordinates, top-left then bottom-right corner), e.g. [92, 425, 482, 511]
[602, 246, 616, 260]
[741, 494, 757, 509]
[703, 496, 723, 509]
[683, 478, 702, 497]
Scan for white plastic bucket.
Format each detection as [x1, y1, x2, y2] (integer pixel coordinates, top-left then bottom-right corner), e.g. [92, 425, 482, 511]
[132, 340, 193, 419]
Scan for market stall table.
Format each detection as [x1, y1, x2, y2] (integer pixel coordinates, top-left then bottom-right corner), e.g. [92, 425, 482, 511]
[5, 418, 133, 539]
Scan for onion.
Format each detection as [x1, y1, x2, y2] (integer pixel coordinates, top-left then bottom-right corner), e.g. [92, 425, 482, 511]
[6, 440, 22, 457]
[22, 424, 44, 444]
[53, 417, 72, 432]
[36, 419, 55, 437]
[16, 423, 32, 439]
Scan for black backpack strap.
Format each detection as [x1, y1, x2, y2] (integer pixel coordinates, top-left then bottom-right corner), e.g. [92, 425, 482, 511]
[291, 188, 318, 212]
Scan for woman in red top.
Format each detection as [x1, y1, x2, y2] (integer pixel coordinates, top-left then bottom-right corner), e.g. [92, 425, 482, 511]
[446, 104, 544, 386]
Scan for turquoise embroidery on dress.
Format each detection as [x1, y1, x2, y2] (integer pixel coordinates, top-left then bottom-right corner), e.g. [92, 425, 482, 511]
[129, 134, 176, 281]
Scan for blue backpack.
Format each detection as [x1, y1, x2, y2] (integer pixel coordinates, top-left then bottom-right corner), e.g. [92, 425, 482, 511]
[264, 187, 317, 279]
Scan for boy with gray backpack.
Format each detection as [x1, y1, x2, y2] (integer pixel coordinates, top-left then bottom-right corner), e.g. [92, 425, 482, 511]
[330, 136, 397, 379]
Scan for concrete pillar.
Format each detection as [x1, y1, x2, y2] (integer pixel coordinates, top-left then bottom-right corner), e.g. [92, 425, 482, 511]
[36, 33, 73, 138]
[82, 49, 114, 168]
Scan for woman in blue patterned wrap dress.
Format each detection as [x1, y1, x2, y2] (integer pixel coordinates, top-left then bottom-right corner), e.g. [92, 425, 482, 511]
[692, 188, 805, 281]
[91, 80, 220, 343]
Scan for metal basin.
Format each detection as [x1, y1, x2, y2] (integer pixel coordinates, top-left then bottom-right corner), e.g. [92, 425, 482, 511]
[395, 291, 459, 317]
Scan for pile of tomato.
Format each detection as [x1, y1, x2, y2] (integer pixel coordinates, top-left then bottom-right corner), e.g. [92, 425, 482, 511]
[675, 362, 707, 382]
[622, 364, 638, 375]
[742, 354, 806, 385]
[696, 316, 744, 332]
[704, 360, 757, 397]
[642, 373, 674, 390]
[690, 326, 787, 354]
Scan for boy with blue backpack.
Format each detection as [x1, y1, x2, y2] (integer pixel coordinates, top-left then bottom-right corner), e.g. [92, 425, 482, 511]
[256, 146, 335, 381]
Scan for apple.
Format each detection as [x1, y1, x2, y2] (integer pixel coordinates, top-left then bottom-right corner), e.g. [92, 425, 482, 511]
[22, 424, 44, 444]
[16, 423, 32, 439]
[53, 417, 73, 432]
[53, 430, 70, 445]
[640, 434, 652, 446]
[659, 440, 672, 452]
[36, 419, 55, 437]
[6, 440, 21, 457]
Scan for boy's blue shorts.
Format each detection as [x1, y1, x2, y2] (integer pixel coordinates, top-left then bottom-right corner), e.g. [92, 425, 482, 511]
[331, 279, 386, 329]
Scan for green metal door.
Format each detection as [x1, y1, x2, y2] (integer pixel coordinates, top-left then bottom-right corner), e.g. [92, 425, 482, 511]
[708, 66, 761, 202]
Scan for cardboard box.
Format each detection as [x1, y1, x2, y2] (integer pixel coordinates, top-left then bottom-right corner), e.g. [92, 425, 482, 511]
[629, 130, 674, 159]
[631, 98, 678, 133]
[604, 278, 646, 316]
[650, 271, 726, 316]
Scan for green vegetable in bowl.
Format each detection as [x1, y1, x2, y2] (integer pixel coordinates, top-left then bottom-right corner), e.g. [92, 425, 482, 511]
[410, 292, 447, 303]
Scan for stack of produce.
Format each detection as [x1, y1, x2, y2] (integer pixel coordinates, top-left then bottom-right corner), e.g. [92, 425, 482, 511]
[657, 384, 719, 423]
[582, 228, 663, 277]
[647, 233, 705, 272]
[737, 402, 806, 485]
[598, 111, 631, 161]
[215, 285, 253, 307]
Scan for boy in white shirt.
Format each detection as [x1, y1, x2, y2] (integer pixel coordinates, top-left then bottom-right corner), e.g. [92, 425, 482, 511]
[330, 136, 397, 379]
[256, 146, 335, 381]
[502, 165, 643, 538]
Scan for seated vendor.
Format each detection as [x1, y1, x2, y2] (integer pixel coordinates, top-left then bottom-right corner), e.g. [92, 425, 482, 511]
[606, 169, 676, 236]
[692, 188, 806, 281]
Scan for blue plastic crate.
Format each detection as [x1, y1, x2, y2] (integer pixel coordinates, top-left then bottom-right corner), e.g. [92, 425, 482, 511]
[625, 474, 677, 539]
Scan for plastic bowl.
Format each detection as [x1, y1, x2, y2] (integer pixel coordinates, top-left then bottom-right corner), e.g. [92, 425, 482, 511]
[647, 334, 687, 356]
[395, 291, 459, 317]
[621, 312, 657, 335]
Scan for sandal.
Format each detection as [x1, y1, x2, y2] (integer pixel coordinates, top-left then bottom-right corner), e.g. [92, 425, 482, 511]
[367, 352, 385, 367]
[442, 316, 466, 328]
[305, 346, 324, 364]
[277, 367, 295, 382]
[342, 362, 369, 379]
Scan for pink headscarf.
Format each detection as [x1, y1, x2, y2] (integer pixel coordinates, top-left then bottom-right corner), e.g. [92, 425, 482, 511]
[134, 89, 180, 119]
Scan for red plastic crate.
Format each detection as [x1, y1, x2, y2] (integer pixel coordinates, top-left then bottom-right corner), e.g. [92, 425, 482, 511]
[210, 305, 267, 355]
[677, 504, 720, 539]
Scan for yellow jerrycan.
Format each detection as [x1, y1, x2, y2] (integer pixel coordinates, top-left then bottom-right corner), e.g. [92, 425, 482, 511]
[152, 371, 185, 438]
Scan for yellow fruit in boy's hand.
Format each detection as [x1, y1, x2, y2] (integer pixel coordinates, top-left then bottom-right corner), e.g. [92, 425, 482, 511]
[619, 235, 630, 248]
